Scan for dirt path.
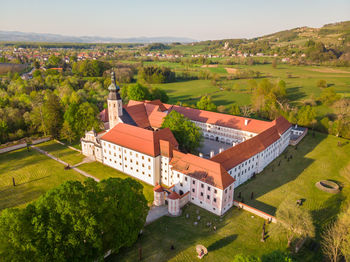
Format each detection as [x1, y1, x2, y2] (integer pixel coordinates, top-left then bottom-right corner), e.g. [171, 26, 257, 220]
[225, 67, 238, 74]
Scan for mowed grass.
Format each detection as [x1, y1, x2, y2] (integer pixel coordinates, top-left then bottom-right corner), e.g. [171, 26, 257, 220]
[78, 161, 154, 204]
[0, 148, 86, 211]
[36, 140, 85, 165]
[235, 132, 350, 233]
[109, 204, 306, 262]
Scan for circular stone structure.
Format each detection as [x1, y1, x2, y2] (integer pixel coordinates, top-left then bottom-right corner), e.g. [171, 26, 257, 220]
[315, 180, 340, 194]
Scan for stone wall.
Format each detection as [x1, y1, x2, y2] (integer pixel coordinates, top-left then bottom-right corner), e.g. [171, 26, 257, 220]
[233, 200, 277, 223]
[0, 137, 51, 154]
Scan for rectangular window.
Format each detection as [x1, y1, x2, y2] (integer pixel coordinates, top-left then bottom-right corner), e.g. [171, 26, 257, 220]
[214, 189, 217, 194]
[207, 195, 210, 200]
[207, 186, 210, 191]
[214, 198, 217, 203]
[200, 192, 203, 196]
[201, 184, 204, 188]
[193, 181, 195, 185]
[192, 188, 195, 193]
[185, 177, 187, 181]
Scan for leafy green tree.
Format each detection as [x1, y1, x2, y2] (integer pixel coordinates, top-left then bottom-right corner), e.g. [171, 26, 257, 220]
[317, 80, 327, 88]
[42, 93, 63, 138]
[161, 110, 202, 153]
[275, 199, 315, 248]
[151, 87, 169, 102]
[127, 83, 151, 101]
[261, 250, 294, 262]
[0, 120, 8, 143]
[233, 254, 261, 262]
[138, 66, 175, 84]
[60, 121, 76, 143]
[319, 88, 341, 106]
[229, 104, 241, 116]
[196, 96, 217, 112]
[0, 178, 149, 261]
[75, 102, 100, 137]
[297, 105, 316, 127]
[47, 55, 61, 68]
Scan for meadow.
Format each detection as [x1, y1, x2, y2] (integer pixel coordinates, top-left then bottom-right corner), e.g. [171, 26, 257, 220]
[143, 61, 350, 118]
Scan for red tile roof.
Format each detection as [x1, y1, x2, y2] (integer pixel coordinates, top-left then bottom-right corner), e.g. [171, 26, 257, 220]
[167, 105, 274, 134]
[101, 123, 178, 157]
[211, 117, 291, 170]
[170, 150, 235, 190]
[153, 184, 164, 192]
[167, 191, 180, 199]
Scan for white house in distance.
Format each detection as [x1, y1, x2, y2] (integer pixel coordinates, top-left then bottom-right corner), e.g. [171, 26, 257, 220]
[81, 72, 292, 216]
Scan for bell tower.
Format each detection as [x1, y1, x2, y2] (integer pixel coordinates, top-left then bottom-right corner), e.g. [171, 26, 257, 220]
[107, 71, 123, 129]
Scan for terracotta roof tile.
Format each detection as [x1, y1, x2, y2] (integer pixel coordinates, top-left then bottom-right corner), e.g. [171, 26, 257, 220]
[167, 105, 273, 134]
[101, 123, 178, 157]
[212, 117, 290, 170]
[167, 191, 180, 199]
[170, 150, 235, 189]
[153, 184, 164, 192]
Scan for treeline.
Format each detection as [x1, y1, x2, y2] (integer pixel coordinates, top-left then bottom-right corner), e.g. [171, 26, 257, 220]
[137, 66, 175, 84]
[0, 72, 107, 144]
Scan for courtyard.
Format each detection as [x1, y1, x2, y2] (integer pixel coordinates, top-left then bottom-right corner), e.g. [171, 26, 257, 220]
[198, 138, 232, 158]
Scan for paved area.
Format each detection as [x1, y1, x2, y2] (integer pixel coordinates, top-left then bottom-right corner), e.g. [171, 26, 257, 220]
[198, 138, 232, 158]
[145, 205, 168, 225]
[73, 156, 95, 168]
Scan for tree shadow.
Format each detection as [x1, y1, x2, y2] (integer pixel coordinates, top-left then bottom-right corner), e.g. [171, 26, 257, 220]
[286, 86, 307, 101]
[207, 234, 237, 252]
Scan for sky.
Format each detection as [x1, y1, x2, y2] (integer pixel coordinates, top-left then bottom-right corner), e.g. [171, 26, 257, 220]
[1, 0, 350, 40]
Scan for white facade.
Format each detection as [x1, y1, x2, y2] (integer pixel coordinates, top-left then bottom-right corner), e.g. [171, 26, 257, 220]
[101, 140, 160, 186]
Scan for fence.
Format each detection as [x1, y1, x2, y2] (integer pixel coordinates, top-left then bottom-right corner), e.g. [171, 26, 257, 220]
[0, 137, 51, 154]
[233, 200, 277, 223]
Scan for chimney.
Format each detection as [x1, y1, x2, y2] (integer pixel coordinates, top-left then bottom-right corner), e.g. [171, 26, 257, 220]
[219, 148, 224, 153]
[244, 119, 249, 126]
[199, 153, 203, 158]
[210, 150, 214, 158]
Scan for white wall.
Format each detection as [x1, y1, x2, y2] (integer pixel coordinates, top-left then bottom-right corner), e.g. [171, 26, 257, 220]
[101, 140, 159, 186]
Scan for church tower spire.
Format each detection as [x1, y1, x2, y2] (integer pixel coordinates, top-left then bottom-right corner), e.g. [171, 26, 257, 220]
[107, 71, 123, 129]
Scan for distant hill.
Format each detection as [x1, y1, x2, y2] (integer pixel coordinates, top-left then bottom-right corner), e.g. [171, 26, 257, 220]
[0, 31, 196, 44]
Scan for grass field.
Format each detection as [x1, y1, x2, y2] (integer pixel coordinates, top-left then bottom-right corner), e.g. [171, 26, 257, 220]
[78, 161, 154, 204]
[107, 132, 350, 262]
[109, 204, 314, 262]
[234, 132, 350, 233]
[0, 148, 86, 211]
[146, 62, 350, 118]
[36, 140, 85, 165]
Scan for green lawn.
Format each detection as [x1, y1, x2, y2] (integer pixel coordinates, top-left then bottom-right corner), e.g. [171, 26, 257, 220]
[234, 132, 350, 234]
[36, 140, 85, 165]
[0, 148, 86, 211]
[78, 161, 154, 204]
[109, 204, 311, 262]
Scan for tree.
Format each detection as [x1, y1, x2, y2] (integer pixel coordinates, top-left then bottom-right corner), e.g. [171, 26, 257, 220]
[261, 250, 294, 262]
[0, 178, 149, 261]
[196, 96, 217, 112]
[322, 222, 347, 262]
[151, 87, 169, 102]
[275, 199, 315, 248]
[233, 254, 261, 262]
[319, 88, 341, 106]
[60, 121, 76, 143]
[127, 83, 151, 101]
[229, 104, 241, 116]
[317, 79, 327, 88]
[297, 105, 316, 127]
[161, 110, 202, 153]
[42, 93, 63, 138]
[75, 102, 101, 137]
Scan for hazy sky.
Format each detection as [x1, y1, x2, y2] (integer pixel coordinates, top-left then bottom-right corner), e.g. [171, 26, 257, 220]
[1, 0, 350, 40]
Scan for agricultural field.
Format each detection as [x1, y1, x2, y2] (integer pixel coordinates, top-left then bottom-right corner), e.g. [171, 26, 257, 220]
[108, 132, 350, 262]
[142, 61, 350, 118]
